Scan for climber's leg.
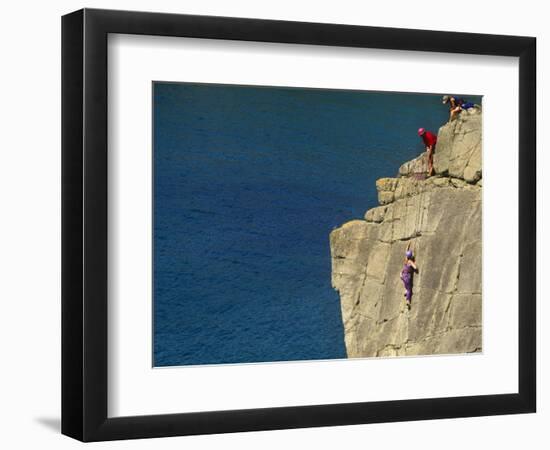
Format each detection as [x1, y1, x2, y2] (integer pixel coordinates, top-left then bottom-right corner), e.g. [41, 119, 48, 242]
[426, 146, 435, 176]
[402, 275, 412, 302]
[450, 106, 462, 121]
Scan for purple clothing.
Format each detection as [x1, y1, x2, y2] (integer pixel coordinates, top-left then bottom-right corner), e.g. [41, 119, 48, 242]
[401, 262, 414, 277]
[400, 262, 414, 301]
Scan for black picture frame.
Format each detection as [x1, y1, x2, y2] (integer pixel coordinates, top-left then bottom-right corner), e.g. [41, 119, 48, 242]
[62, 8, 536, 442]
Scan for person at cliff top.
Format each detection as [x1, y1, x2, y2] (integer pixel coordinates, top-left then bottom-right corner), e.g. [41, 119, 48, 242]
[442, 95, 476, 121]
[400, 242, 418, 309]
[418, 127, 437, 177]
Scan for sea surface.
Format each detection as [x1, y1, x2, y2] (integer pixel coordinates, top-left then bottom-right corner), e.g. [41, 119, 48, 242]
[153, 82, 481, 367]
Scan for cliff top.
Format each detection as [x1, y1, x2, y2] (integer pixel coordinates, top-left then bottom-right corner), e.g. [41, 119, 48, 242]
[398, 108, 482, 184]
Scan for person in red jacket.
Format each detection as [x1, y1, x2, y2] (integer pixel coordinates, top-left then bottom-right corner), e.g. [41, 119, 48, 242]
[418, 128, 437, 177]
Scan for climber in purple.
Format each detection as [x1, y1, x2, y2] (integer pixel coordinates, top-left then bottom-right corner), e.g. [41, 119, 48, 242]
[400, 242, 418, 309]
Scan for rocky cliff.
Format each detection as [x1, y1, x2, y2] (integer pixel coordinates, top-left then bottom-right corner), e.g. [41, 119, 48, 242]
[330, 109, 482, 357]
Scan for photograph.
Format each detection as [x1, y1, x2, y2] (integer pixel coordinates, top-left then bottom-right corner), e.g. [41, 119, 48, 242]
[152, 83, 483, 367]
[58, 9, 536, 440]
[0, 2, 540, 447]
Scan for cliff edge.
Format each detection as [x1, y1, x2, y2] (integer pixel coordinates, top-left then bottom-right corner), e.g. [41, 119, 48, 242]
[330, 109, 482, 357]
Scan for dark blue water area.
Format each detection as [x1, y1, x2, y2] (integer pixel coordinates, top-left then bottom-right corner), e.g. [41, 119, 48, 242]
[153, 82, 481, 367]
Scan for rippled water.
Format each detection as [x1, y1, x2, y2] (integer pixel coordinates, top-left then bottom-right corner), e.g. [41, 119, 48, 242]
[153, 82, 480, 367]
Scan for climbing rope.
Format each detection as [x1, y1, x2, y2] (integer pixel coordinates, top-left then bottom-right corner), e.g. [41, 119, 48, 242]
[401, 155, 428, 309]
[412, 154, 427, 238]
[411, 172, 427, 180]
[416, 188, 424, 237]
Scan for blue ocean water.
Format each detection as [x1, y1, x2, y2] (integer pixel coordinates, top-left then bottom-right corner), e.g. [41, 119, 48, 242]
[153, 83, 481, 367]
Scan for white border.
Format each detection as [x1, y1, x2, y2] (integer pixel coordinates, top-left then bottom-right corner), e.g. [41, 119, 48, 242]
[108, 34, 519, 417]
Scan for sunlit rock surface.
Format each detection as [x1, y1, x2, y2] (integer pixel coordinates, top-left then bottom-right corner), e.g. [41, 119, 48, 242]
[330, 110, 482, 357]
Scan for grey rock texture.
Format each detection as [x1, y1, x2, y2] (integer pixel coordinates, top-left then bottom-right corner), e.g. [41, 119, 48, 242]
[330, 110, 482, 358]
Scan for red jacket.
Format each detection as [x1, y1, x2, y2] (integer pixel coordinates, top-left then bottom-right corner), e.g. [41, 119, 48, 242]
[422, 131, 437, 147]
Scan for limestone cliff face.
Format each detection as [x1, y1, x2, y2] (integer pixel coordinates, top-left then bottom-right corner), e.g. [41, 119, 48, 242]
[330, 109, 482, 358]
